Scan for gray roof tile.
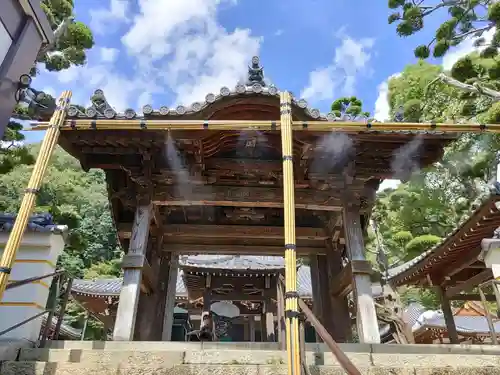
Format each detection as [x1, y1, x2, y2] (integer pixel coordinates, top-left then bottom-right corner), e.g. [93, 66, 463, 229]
[72, 255, 384, 299]
[419, 315, 500, 334]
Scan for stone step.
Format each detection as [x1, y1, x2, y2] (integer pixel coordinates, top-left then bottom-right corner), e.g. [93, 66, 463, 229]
[17, 347, 500, 368]
[2, 362, 500, 375]
[43, 340, 500, 356]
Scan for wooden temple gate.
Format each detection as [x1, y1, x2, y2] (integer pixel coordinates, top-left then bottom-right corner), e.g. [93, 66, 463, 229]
[0, 56, 469, 375]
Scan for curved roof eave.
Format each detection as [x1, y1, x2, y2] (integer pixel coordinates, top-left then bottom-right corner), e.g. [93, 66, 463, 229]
[65, 84, 339, 122]
[387, 191, 500, 286]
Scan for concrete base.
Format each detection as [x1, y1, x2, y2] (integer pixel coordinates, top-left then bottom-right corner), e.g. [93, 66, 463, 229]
[2, 341, 500, 375]
[2, 363, 500, 375]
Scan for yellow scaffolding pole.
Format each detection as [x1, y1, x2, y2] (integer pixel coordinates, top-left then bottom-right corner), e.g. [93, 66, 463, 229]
[0, 91, 72, 301]
[280, 91, 301, 375]
[29, 119, 500, 133]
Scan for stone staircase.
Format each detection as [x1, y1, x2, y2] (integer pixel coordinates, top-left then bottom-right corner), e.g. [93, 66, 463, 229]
[2, 341, 500, 375]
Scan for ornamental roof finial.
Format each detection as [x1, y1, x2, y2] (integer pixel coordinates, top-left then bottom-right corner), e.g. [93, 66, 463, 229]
[246, 56, 266, 87]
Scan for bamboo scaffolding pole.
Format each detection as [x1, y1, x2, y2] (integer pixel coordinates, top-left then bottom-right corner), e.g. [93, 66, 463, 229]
[280, 91, 300, 375]
[29, 119, 500, 133]
[0, 91, 72, 301]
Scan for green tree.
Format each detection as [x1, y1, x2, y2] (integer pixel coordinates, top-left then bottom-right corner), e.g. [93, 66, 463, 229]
[37, 0, 94, 74]
[388, 1, 500, 105]
[331, 96, 371, 120]
[3, 2, 94, 174]
[0, 145, 120, 277]
[388, 0, 500, 60]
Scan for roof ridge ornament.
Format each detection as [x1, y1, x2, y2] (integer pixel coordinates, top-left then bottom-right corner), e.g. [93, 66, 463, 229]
[246, 56, 266, 87]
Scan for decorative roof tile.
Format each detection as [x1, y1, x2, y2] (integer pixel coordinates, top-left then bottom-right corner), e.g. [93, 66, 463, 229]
[179, 255, 287, 270]
[62, 56, 382, 124]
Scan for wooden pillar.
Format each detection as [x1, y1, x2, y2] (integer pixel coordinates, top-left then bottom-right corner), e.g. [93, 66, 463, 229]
[249, 316, 256, 342]
[113, 204, 152, 341]
[133, 246, 171, 341]
[317, 255, 334, 336]
[342, 203, 380, 343]
[309, 256, 323, 342]
[264, 300, 275, 342]
[437, 286, 459, 344]
[276, 276, 286, 349]
[162, 253, 179, 341]
[260, 311, 267, 342]
[325, 247, 352, 342]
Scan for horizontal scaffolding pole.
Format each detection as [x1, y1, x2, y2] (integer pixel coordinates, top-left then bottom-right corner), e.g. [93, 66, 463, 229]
[28, 119, 500, 133]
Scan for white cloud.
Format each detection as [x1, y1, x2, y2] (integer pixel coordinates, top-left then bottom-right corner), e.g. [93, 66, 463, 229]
[121, 0, 261, 106]
[56, 0, 261, 111]
[374, 73, 401, 122]
[100, 47, 119, 63]
[89, 0, 130, 35]
[300, 33, 375, 103]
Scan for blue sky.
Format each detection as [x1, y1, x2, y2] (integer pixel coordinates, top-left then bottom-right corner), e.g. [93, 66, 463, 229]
[25, 0, 483, 179]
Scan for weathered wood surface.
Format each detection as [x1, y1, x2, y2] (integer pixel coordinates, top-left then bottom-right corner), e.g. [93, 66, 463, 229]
[438, 286, 460, 344]
[162, 252, 179, 341]
[112, 185, 344, 211]
[342, 203, 380, 344]
[161, 243, 326, 255]
[113, 204, 152, 341]
[325, 246, 352, 343]
[118, 223, 328, 240]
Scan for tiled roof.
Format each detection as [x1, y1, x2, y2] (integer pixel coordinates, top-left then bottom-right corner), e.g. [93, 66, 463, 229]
[387, 192, 500, 285]
[416, 315, 500, 335]
[72, 255, 385, 299]
[179, 255, 287, 270]
[41, 315, 82, 340]
[72, 270, 188, 297]
[0, 213, 67, 234]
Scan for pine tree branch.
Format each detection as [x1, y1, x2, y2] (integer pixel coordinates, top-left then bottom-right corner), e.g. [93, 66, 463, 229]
[38, 16, 74, 57]
[429, 72, 500, 101]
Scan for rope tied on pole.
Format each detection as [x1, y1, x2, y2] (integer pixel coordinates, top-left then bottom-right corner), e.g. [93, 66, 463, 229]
[280, 91, 301, 375]
[0, 91, 72, 301]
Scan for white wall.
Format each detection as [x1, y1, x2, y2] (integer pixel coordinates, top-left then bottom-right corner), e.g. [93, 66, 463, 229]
[0, 230, 66, 343]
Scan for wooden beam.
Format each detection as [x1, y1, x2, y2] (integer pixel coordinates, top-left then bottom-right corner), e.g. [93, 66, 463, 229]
[209, 292, 266, 301]
[112, 185, 343, 211]
[162, 243, 326, 255]
[119, 223, 328, 241]
[445, 269, 493, 298]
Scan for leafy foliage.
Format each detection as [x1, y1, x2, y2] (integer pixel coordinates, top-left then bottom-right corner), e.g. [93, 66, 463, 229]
[388, 0, 500, 60]
[37, 1, 94, 73]
[331, 96, 371, 120]
[0, 145, 121, 339]
[376, 53, 500, 309]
